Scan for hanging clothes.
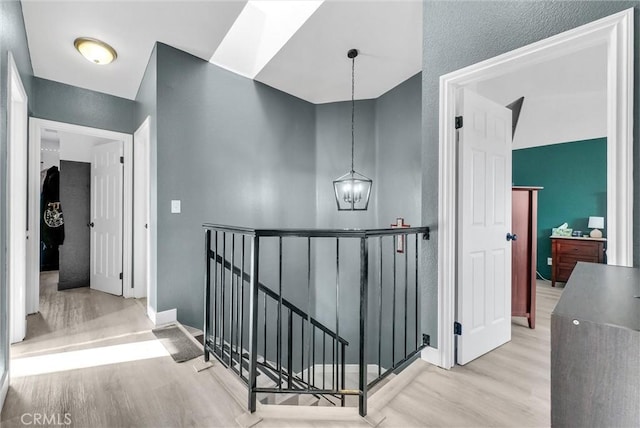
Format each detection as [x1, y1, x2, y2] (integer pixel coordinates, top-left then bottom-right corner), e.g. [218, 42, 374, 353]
[41, 166, 65, 246]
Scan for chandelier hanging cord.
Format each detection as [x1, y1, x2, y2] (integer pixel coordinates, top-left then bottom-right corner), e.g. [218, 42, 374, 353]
[348, 48, 358, 174]
[332, 48, 371, 211]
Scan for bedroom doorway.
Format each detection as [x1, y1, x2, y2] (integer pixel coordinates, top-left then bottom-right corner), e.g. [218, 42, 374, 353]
[431, 8, 634, 369]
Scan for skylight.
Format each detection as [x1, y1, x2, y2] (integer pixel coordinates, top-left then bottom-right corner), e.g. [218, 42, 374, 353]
[210, 0, 324, 79]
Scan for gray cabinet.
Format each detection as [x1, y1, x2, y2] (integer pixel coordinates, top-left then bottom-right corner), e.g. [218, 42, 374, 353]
[551, 263, 640, 427]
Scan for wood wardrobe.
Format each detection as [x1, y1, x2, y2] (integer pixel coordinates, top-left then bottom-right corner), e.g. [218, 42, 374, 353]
[511, 186, 542, 329]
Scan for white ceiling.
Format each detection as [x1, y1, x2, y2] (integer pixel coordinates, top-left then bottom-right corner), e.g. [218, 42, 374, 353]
[22, 0, 247, 100]
[21, 0, 423, 103]
[476, 44, 607, 149]
[476, 44, 607, 102]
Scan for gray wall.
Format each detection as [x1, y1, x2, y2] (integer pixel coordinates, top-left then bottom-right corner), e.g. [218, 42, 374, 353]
[0, 0, 33, 394]
[315, 100, 377, 229]
[135, 45, 158, 310]
[153, 43, 317, 328]
[146, 42, 423, 364]
[59, 161, 91, 290]
[373, 72, 422, 365]
[32, 77, 136, 134]
[422, 1, 640, 346]
[311, 74, 422, 364]
[375, 73, 421, 227]
[314, 99, 377, 363]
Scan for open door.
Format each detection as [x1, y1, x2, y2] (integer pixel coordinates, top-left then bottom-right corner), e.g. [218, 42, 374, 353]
[90, 141, 123, 296]
[456, 88, 513, 365]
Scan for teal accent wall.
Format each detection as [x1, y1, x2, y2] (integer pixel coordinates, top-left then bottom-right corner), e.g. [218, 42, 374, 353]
[513, 138, 607, 278]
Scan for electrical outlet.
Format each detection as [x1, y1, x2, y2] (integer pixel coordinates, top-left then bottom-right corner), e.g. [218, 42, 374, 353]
[547, 257, 553, 266]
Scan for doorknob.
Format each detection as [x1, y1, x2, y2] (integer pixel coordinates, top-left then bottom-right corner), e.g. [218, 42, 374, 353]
[506, 233, 517, 241]
[87, 222, 95, 228]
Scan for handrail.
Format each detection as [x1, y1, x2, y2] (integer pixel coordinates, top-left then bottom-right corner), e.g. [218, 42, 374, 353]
[203, 224, 431, 417]
[203, 223, 430, 239]
[210, 250, 349, 346]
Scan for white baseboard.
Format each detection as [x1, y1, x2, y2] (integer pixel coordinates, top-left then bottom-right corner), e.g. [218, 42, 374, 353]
[147, 307, 177, 326]
[421, 346, 445, 368]
[1, 371, 8, 411]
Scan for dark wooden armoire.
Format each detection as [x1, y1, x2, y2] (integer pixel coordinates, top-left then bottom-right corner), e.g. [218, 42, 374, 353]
[511, 186, 542, 329]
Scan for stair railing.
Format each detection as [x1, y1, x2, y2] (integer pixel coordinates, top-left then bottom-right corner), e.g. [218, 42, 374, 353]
[203, 224, 430, 417]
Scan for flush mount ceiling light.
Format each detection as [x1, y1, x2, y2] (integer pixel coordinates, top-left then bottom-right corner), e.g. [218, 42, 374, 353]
[333, 49, 372, 211]
[74, 37, 117, 65]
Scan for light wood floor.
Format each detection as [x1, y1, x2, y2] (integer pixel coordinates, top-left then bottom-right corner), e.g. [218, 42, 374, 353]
[372, 280, 562, 428]
[2, 274, 561, 427]
[1, 272, 246, 427]
[252, 280, 562, 428]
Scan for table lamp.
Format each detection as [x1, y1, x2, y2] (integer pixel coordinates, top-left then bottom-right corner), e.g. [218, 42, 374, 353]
[588, 216, 604, 238]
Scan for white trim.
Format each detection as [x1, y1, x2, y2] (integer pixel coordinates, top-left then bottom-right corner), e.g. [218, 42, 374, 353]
[434, 9, 634, 369]
[0, 372, 8, 410]
[133, 117, 151, 301]
[27, 119, 134, 306]
[122, 131, 134, 298]
[26, 115, 40, 315]
[420, 346, 440, 366]
[7, 52, 29, 344]
[147, 307, 177, 326]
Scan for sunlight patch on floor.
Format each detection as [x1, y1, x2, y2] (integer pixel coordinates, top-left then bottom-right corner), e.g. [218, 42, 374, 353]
[11, 340, 169, 378]
[15, 330, 153, 358]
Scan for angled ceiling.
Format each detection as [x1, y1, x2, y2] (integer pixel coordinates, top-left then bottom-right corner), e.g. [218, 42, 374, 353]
[21, 0, 423, 103]
[255, 1, 422, 103]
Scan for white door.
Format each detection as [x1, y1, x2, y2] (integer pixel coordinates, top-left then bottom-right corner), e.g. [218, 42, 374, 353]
[91, 141, 123, 296]
[457, 88, 513, 365]
[133, 118, 150, 299]
[7, 53, 29, 343]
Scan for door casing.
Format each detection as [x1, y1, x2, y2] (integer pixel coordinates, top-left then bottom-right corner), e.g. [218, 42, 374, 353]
[7, 52, 29, 344]
[425, 8, 634, 370]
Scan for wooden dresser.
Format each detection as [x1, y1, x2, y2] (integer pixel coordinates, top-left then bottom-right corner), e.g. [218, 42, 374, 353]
[550, 236, 606, 287]
[511, 187, 542, 328]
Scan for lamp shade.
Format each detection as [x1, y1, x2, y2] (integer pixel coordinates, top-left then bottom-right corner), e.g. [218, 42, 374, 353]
[74, 37, 117, 65]
[588, 216, 604, 229]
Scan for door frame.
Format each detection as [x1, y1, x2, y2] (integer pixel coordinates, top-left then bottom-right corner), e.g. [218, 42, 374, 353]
[430, 9, 634, 369]
[7, 52, 29, 344]
[27, 119, 134, 309]
[133, 116, 151, 302]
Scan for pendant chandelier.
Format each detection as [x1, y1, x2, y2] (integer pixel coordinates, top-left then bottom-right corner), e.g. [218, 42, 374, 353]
[333, 49, 372, 211]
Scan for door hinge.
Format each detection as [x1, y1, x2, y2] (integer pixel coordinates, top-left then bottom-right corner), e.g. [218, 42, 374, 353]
[120, 156, 124, 164]
[455, 116, 463, 129]
[119, 272, 123, 280]
[454, 322, 462, 335]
